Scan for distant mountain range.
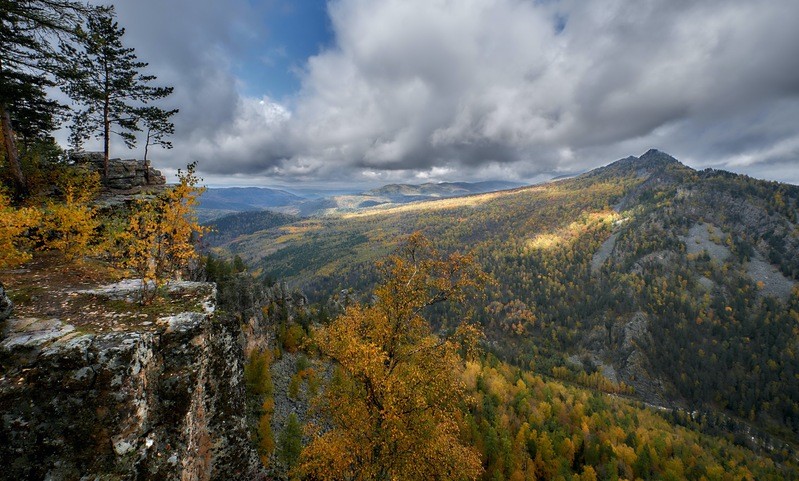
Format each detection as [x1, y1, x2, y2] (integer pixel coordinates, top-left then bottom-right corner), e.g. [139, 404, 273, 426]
[198, 180, 527, 219]
[209, 149, 799, 446]
[199, 186, 303, 210]
[364, 180, 525, 199]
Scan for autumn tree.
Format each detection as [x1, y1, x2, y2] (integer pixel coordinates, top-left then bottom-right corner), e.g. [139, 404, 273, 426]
[63, 6, 173, 181]
[300, 233, 487, 481]
[117, 162, 207, 303]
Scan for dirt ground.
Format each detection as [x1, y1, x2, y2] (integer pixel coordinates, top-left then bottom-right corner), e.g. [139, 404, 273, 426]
[1, 253, 208, 332]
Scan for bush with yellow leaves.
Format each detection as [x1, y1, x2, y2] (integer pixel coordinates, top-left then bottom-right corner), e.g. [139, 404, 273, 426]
[37, 170, 101, 261]
[0, 189, 41, 268]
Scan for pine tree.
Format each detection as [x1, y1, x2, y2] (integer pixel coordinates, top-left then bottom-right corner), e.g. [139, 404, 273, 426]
[137, 105, 177, 180]
[63, 6, 173, 182]
[138, 105, 177, 162]
[0, 0, 93, 196]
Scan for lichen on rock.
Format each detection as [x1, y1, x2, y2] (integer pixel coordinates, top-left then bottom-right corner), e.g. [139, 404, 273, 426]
[0, 279, 260, 480]
[0, 283, 13, 321]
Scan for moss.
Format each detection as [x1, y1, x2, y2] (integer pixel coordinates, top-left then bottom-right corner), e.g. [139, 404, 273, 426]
[8, 285, 45, 304]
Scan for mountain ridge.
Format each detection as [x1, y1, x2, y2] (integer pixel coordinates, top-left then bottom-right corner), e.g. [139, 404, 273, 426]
[211, 150, 799, 446]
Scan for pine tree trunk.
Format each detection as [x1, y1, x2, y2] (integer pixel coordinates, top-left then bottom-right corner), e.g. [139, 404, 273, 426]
[144, 129, 150, 183]
[103, 109, 110, 184]
[0, 104, 26, 196]
[102, 63, 110, 184]
[144, 128, 150, 163]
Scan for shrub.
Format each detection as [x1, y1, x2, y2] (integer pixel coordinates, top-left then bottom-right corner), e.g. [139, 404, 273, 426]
[38, 173, 100, 260]
[0, 190, 40, 268]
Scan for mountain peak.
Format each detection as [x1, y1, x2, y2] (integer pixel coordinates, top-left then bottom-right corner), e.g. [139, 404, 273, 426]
[584, 149, 690, 181]
[637, 149, 680, 165]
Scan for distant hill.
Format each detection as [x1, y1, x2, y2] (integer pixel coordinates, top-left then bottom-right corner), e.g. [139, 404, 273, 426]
[199, 187, 303, 210]
[215, 149, 799, 445]
[197, 187, 304, 221]
[276, 180, 526, 216]
[199, 182, 524, 219]
[203, 210, 298, 247]
[365, 180, 525, 199]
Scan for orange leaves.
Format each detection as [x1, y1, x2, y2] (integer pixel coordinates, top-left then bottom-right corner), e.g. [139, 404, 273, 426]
[300, 233, 486, 480]
[115, 163, 207, 303]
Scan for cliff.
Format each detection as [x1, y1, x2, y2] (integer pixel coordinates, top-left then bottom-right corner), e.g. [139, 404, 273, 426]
[0, 276, 261, 480]
[71, 151, 167, 191]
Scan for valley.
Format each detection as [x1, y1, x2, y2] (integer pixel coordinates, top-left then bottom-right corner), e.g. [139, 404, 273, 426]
[4, 2, 799, 478]
[210, 150, 799, 454]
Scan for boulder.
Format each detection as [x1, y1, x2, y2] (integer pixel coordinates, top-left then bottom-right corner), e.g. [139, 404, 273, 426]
[0, 283, 12, 321]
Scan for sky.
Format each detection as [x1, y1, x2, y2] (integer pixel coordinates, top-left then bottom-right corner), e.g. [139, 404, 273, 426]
[81, 0, 799, 188]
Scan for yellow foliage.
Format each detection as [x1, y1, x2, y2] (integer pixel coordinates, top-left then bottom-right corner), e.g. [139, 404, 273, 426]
[116, 163, 207, 302]
[258, 410, 275, 465]
[525, 211, 619, 252]
[300, 233, 486, 481]
[0, 190, 40, 268]
[38, 183, 99, 260]
[579, 465, 598, 481]
[462, 361, 482, 390]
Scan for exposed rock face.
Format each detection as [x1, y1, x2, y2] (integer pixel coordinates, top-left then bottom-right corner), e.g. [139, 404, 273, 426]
[0, 281, 260, 480]
[0, 283, 12, 321]
[71, 151, 166, 190]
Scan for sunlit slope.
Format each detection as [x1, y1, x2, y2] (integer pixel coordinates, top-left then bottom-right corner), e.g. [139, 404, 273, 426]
[219, 149, 799, 443]
[223, 174, 637, 282]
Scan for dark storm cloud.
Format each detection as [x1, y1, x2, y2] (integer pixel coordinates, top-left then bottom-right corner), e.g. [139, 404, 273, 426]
[98, 0, 799, 186]
[105, 0, 253, 133]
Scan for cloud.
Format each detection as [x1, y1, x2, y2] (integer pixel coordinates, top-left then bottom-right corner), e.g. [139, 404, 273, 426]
[97, 0, 799, 186]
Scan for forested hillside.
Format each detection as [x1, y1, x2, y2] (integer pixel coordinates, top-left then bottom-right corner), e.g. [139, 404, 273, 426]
[204, 210, 298, 247]
[217, 150, 799, 447]
[238, 233, 798, 480]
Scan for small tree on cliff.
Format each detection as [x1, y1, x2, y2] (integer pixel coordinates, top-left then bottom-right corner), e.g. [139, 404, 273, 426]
[299, 233, 487, 481]
[117, 162, 207, 303]
[137, 105, 177, 182]
[63, 6, 173, 182]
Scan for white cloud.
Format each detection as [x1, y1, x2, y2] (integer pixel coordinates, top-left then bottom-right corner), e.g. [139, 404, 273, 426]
[104, 0, 799, 186]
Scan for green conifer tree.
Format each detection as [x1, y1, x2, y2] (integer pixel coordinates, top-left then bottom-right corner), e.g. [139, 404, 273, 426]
[0, 0, 93, 196]
[63, 6, 173, 182]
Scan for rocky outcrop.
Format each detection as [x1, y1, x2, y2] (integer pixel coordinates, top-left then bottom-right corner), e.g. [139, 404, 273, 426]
[0, 283, 12, 321]
[0, 281, 260, 480]
[71, 151, 166, 191]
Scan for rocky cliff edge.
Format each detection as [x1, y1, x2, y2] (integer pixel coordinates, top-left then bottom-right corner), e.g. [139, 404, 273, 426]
[0, 266, 260, 480]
